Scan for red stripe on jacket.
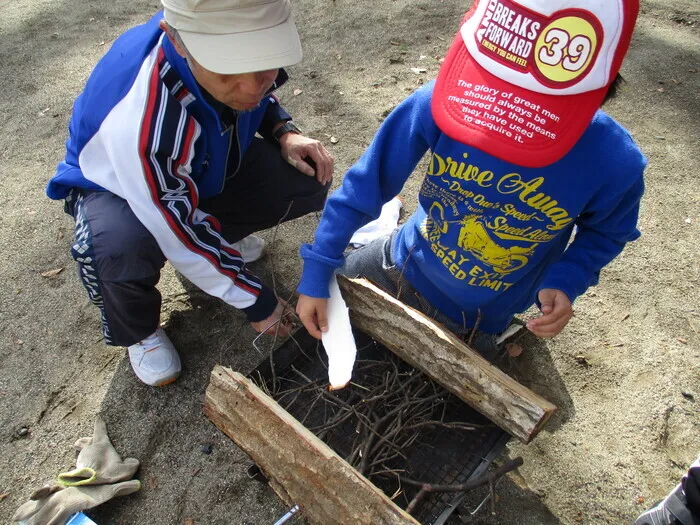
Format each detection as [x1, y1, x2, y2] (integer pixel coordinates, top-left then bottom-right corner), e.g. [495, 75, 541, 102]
[137, 48, 260, 298]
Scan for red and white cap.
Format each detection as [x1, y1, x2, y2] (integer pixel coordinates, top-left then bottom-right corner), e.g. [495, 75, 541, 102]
[432, 0, 639, 167]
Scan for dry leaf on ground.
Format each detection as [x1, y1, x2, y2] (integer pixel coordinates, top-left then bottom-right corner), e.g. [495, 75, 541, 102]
[506, 343, 523, 357]
[147, 475, 159, 490]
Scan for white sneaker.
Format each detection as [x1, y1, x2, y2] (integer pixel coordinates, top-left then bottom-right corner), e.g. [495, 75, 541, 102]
[232, 234, 266, 263]
[127, 328, 181, 386]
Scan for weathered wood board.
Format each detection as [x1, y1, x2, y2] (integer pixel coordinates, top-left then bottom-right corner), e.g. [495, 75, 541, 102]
[204, 366, 420, 525]
[337, 275, 556, 443]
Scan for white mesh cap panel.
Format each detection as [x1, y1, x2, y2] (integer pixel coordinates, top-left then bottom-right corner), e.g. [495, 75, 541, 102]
[462, 0, 624, 95]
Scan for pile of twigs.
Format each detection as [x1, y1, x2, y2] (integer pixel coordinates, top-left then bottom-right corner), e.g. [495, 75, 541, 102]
[278, 353, 481, 477]
[256, 343, 522, 515]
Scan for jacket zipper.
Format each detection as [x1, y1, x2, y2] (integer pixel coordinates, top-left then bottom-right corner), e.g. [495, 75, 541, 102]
[218, 126, 233, 194]
[222, 113, 241, 184]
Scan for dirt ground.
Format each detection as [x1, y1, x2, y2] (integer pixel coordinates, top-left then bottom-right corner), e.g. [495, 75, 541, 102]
[1, 0, 698, 523]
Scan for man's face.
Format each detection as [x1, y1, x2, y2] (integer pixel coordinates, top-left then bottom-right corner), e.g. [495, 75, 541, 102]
[188, 56, 279, 111]
[162, 22, 278, 111]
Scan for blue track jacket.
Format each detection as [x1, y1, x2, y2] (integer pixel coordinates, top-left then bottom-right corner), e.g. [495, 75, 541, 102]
[47, 13, 294, 322]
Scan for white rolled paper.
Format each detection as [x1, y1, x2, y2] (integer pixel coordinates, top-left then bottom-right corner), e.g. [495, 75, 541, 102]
[349, 196, 403, 247]
[321, 274, 357, 389]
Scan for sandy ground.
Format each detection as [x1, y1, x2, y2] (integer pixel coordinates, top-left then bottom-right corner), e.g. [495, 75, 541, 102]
[1, 0, 698, 523]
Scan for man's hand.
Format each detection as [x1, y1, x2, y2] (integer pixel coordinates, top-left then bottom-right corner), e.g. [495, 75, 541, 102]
[526, 288, 573, 338]
[296, 294, 329, 339]
[251, 300, 293, 337]
[279, 133, 334, 185]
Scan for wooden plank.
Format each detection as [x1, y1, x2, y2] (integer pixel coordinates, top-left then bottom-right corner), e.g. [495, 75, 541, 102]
[337, 275, 556, 443]
[203, 366, 420, 525]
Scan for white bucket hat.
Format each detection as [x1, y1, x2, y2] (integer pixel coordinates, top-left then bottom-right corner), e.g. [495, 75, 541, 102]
[162, 0, 303, 74]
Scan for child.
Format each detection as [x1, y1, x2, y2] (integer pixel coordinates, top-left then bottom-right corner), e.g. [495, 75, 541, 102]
[296, 0, 645, 358]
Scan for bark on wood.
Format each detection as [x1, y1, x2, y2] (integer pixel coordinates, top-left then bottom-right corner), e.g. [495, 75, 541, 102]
[203, 366, 420, 525]
[337, 275, 556, 443]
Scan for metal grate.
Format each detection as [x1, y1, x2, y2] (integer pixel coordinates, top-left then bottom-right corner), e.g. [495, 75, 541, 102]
[249, 328, 508, 524]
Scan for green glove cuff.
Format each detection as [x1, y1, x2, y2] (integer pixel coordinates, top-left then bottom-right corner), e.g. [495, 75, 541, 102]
[57, 467, 97, 486]
[117, 479, 141, 495]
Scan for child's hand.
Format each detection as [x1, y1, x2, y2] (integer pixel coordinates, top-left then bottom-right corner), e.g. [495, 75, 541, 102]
[527, 289, 573, 338]
[296, 294, 329, 339]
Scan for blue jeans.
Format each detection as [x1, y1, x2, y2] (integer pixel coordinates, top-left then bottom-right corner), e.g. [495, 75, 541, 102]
[340, 230, 503, 361]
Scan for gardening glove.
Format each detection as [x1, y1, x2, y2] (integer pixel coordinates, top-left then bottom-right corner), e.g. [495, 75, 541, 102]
[13, 480, 141, 525]
[57, 417, 139, 486]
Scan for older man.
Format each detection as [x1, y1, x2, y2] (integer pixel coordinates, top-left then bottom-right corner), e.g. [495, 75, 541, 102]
[47, 0, 333, 386]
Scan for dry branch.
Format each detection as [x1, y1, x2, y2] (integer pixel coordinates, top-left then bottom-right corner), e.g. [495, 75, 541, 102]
[395, 457, 524, 514]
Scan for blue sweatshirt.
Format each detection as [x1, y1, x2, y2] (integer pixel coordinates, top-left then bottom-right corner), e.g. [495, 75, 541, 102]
[46, 12, 293, 322]
[298, 82, 646, 333]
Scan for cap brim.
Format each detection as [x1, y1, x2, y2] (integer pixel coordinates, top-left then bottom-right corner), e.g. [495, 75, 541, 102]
[432, 32, 607, 168]
[179, 15, 302, 75]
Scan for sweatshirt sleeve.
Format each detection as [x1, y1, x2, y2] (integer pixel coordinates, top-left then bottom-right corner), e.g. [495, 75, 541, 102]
[297, 85, 439, 298]
[538, 153, 646, 303]
[78, 56, 277, 323]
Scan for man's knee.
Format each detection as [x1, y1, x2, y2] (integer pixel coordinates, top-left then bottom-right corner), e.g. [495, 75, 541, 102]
[90, 234, 165, 281]
[280, 177, 331, 224]
[71, 190, 165, 281]
[306, 177, 331, 212]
